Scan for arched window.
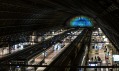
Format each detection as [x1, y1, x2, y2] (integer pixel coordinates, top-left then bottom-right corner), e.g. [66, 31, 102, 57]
[67, 16, 93, 27]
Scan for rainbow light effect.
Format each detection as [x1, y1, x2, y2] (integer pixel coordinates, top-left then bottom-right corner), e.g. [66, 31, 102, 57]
[69, 16, 93, 27]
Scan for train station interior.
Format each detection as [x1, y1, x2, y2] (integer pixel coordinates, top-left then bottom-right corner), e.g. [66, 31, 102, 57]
[0, 0, 119, 71]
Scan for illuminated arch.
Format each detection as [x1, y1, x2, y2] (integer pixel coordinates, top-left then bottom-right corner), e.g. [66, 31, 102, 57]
[68, 16, 93, 27]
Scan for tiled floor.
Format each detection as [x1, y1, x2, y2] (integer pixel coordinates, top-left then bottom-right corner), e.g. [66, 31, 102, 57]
[27, 33, 80, 71]
[36, 43, 70, 71]
[0, 31, 66, 59]
[26, 42, 70, 71]
[88, 47, 112, 71]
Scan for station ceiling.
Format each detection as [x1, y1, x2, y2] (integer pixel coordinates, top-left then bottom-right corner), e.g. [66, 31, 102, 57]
[0, 0, 119, 51]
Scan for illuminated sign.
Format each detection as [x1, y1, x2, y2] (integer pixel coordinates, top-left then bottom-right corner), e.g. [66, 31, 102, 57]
[113, 55, 119, 61]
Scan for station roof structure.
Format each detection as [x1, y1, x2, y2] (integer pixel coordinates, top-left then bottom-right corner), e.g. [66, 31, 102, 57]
[0, 0, 119, 51]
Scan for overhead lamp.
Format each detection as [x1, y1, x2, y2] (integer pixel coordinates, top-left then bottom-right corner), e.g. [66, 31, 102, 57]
[106, 43, 109, 45]
[61, 29, 62, 31]
[103, 36, 106, 38]
[98, 28, 102, 32]
[16, 66, 20, 68]
[67, 33, 70, 34]
[52, 31, 54, 34]
[104, 38, 108, 42]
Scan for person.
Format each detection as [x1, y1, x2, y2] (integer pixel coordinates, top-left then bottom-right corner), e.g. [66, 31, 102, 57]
[96, 46, 97, 49]
[97, 56, 101, 61]
[108, 52, 109, 55]
[106, 48, 107, 52]
[105, 46, 107, 52]
[91, 57, 93, 61]
[109, 69, 112, 71]
[93, 39, 94, 41]
[92, 46, 94, 49]
[95, 56, 97, 61]
[54, 43, 58, 51]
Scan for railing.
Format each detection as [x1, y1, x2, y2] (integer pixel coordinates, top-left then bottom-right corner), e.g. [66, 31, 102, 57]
[0, 64, 119, 71]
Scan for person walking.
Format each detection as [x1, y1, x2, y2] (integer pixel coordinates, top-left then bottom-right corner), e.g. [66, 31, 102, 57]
[91, 57, 93, 61]
[95, 56, 97, 62]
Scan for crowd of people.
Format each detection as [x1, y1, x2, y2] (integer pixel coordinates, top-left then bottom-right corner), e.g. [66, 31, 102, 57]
[91, 56, 102, 62]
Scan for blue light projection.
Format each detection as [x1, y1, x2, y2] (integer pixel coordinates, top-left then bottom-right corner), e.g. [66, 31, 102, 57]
[69, 16, 93, 27]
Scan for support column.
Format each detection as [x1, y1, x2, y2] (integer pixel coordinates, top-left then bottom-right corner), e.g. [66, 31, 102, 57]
[8, 44, 11, 54]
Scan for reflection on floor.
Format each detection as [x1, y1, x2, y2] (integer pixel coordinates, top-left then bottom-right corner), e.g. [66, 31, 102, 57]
[26, 30, 82, 71]
[0, 30, 67, 58]
[87, 28, 115, 71]
[88, 48, 112, 71]
[36, 43, 70, 71]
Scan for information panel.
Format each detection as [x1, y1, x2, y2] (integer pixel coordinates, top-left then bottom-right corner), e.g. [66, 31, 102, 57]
[113, 55, 119, 61]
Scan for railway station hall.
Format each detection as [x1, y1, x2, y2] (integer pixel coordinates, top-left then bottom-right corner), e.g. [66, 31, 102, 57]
[0, 0, 119, 71]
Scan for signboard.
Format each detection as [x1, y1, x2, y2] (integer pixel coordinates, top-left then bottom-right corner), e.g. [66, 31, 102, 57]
[113, 55, 119, 61]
